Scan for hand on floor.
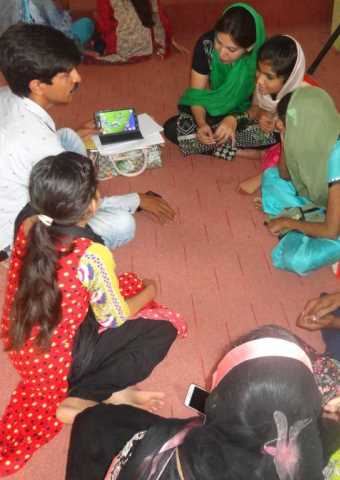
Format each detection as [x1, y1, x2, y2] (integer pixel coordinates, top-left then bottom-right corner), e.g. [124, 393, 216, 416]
[139, 193, 176, 223]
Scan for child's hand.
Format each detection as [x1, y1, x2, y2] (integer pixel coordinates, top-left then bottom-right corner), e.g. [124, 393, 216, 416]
[259, 111, 276, 134]
[214, 116, 236, 145]
[296, 313, 335, 331]
[265, 217, 292, 236]
[296, 293, 340, 331]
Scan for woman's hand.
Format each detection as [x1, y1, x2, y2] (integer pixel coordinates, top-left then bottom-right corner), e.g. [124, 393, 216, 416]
[297, 312, 336, 331]
[213, 116, 237, 145]
[258, 111, 276, 134]
[297, 293, 340, 331]
[265, 217, 294, 236]
[197, 124, 216, 145]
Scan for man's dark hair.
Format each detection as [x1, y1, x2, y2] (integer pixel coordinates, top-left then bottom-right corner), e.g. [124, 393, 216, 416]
[0, 23, 81, 97]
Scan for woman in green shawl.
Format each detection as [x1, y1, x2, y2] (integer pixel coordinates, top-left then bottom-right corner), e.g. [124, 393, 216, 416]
[263, 86, 340, 275]
[163, 3, 267, 159]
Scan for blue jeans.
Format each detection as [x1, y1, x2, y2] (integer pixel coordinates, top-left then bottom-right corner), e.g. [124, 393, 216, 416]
[57, 128, 139, 249]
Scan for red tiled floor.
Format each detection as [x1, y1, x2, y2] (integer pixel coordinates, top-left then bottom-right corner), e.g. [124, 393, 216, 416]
[1, 5, 340, 479]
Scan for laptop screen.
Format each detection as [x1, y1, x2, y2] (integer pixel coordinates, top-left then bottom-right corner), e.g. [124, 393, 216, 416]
[97, 109, 137, 135]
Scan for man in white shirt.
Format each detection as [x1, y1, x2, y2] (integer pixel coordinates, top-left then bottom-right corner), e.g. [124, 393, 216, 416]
[0, 23, 174, 256]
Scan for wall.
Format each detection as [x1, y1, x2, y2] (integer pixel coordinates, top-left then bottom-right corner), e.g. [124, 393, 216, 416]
[71, 0, 333, 30]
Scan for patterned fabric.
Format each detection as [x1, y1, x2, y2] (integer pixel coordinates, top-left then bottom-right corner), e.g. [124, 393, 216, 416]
[118, 272, 188, 338]
[0, 225, 92, 476]
[177, 112, 277, 159]
[297, 339, 340, 406]
[324, 450, 340, 480]
[88, 145, 162, 181]
[0, 223, 187, 475]
[96, 0, 171, 64]
[105, 430, 146, 480]
[78, 243, 130, 329]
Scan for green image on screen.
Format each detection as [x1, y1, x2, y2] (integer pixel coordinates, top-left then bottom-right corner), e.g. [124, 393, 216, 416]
[99, 109, 136, 135]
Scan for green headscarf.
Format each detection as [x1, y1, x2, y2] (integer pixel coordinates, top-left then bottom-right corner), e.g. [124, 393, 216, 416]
[179, 3, 265, 117]
[284, 86, 340, 208]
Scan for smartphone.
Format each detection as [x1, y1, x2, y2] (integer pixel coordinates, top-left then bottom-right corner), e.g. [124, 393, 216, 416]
[184, 384, 209, 415]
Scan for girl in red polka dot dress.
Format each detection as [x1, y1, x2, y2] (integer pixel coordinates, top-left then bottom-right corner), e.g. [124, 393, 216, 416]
[0, 152, 186, 476]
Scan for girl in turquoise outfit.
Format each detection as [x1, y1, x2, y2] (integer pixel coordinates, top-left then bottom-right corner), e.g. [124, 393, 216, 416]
[0, 0, 94, 47]
[262, 86, 340, 275]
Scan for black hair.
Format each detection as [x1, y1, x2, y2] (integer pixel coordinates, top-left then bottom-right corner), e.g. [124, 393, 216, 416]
[0, 23, 81, 97]
[277, 92, 294, 123]
[258, 35, 298, 82]
[119, 357, 323, 480]
[116, 325, 323, 480]
[8, 152, 97, 351]
[185, 358, 323, 479]
[214, 6, 256, 49]
[234, 323, 302, 348]
[181, 325, 323, 479]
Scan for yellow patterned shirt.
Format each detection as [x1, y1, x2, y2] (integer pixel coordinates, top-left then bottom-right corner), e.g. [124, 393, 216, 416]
[77, 242, 130, 328]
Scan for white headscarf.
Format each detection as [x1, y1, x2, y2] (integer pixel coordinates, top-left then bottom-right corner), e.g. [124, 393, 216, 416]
[254, 35, 306, 113]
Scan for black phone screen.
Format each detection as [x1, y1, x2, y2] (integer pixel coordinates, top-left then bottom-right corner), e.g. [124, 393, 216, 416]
[188, 387, 209, 414]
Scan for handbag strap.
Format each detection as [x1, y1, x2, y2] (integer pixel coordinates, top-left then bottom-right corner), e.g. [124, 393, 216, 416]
[176, 448, 185, 480]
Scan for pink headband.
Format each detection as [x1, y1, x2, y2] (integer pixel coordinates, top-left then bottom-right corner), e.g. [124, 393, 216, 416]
[211, 338, 313, 389]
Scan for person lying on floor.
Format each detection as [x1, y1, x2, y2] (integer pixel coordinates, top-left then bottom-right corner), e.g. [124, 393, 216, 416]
[94, 0, 174, 62]
[0, 0, 94, 48]
[0, 23, 175, 261]
[0, 152, 186, 476]
[163, 2, 266, 160]
[65, 324, 340, 480]
[263, 86, 340, 275]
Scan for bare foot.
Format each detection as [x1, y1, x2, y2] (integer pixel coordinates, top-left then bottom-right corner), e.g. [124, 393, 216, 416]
[238, 174, 262, 195]
[254, 196, 262, 209]
[56, 397, 98, 424]
[104, 386, 165, 413]
[237, 149, 262, 160]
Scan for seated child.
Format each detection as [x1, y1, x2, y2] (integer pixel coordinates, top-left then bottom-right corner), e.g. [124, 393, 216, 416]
[263, 87, 340, 275]
[0, 152, 186, 476]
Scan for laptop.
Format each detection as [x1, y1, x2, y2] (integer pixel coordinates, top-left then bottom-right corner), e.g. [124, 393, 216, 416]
[95, 108, 143, 145]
